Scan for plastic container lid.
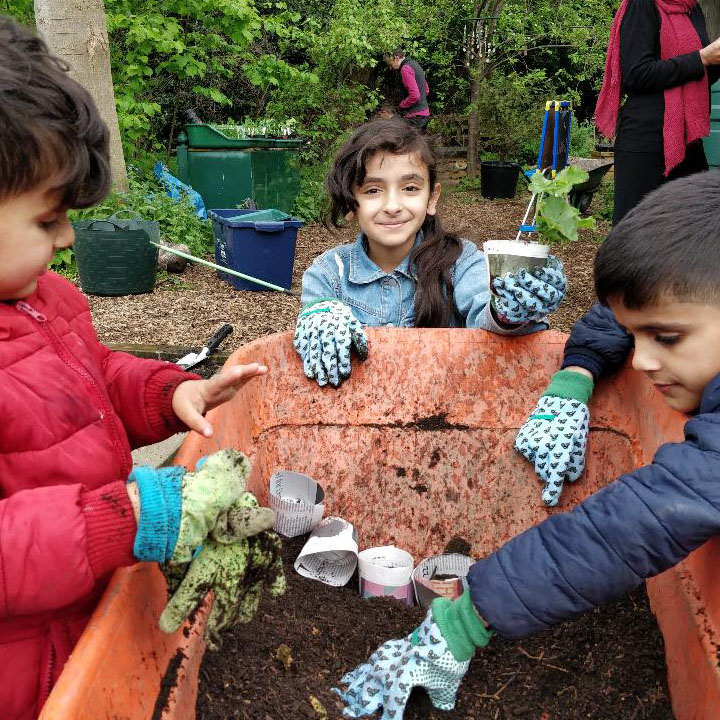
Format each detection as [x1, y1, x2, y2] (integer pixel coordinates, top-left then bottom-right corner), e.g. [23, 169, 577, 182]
[226, 209, 291, 223]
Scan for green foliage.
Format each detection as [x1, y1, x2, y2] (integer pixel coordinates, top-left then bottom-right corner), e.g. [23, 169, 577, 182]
[570, 120, 596, 158]
[529, 166, 595, 244]
[292, 161, 330, 222]
[69, 171, 213, 257]
[2, 0, 32, 24]
[592, 177, 614, 221]
[471, 73, 555, 162]
[105, 0, 264, 157]
[49, 247, 77, 278]
[262, 0, 406, 160]
[455, 174, 483, 192]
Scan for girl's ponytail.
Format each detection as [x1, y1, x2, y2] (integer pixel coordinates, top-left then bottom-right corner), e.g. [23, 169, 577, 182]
[412, 214, 463, 327]
[326, 119, 466, 327]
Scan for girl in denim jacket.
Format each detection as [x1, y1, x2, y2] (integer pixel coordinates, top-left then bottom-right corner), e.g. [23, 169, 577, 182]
[294, 119, 566, 386]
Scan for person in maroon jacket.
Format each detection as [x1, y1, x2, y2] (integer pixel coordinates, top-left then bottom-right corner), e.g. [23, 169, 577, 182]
[0, 17, 272, 719]
[384, 49, 431, 131]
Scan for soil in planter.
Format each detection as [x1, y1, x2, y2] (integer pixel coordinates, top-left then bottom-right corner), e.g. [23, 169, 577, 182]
[197, 535, 672, 720]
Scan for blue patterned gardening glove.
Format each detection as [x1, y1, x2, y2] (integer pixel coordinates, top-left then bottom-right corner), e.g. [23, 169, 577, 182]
[293, 299, 368, 387]
[515, 370, 593, 506]
[491, 255, 566, 324]
[334, 590, 492, 719]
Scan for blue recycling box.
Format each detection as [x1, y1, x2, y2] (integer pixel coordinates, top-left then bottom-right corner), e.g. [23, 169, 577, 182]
[208, 209, 303, 291]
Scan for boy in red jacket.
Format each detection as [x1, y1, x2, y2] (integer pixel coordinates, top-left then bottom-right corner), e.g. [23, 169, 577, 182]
[0, 18, 270, 718]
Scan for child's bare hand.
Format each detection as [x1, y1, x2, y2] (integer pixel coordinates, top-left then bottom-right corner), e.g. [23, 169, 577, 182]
[172, 363, 268, 437]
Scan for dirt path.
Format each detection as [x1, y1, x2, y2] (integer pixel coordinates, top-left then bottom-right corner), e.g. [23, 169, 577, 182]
[88, 190, 608, 349]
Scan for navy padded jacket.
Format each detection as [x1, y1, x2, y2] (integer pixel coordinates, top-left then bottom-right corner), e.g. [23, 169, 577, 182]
[561, 302, 633, 380]
[467, 372, 720, 638]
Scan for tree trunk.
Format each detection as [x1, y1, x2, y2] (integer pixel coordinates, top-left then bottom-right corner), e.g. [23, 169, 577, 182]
[34, 0, 128, 191]
[700, 0, 720, 41]
[467, 2, 502, 177]
[467, 65, 483, 177]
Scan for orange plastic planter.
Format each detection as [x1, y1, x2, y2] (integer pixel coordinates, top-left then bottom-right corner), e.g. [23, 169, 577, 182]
[40, 329, 720, 719]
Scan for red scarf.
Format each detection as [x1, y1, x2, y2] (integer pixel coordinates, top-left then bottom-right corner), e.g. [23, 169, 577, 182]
[594, 0, 709, 175]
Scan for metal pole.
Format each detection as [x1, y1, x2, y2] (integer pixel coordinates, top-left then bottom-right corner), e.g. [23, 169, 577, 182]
[150, 241, 297, 296]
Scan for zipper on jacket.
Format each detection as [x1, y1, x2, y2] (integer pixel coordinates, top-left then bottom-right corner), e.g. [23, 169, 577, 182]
[15, 301, 46, 322]
[41, 636, 56, 706]
[15, 300, 130, 476]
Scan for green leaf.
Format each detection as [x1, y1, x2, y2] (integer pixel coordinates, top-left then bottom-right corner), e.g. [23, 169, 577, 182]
[537, 196, 582, 244]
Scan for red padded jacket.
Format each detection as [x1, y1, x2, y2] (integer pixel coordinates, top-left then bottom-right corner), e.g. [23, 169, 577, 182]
[0, 272, 194, 719]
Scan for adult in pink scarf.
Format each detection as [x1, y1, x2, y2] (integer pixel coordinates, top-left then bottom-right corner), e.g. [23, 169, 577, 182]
[594, 0, 720, 224]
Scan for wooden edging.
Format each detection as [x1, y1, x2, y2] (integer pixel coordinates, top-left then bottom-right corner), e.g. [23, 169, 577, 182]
[105, 343, 233, 363]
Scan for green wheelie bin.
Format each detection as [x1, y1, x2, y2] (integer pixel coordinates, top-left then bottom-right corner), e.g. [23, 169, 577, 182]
[704, 80, 720, 168]
[176, 124, 302, 213]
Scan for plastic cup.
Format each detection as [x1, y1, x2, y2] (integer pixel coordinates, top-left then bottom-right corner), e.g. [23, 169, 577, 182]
[412, 553, 475, 610]
[483, 240, 549, 295]
[358, 546, 415, 605]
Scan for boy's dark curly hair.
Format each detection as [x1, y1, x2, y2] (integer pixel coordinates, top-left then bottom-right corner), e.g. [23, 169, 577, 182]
[327, 118, 463, 328]
[0, 16, 110, 206]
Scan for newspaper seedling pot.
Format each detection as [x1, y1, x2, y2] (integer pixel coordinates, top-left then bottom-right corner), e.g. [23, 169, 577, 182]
[358, 546, 414, 605]
[483, 240, 549, 297]
[294, 516, 359, 587]
[42, 329, 720, 720]
[269, 470, 325, 537]
[412, 553, 474, 610]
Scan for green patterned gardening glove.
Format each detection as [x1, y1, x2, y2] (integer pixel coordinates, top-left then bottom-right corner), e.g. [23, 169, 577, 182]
[515, 370, 593, 506]
[159, 531, 285, 649]
[210, 490, 275, 544]
[170, 449, 249, 563]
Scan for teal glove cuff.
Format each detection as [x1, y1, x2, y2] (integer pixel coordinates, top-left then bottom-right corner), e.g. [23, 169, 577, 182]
[541, 369, 594, 405]
[431, 589, 493, 662]
[300, 298, 341, 314]
[131, 467, 168, 563]
[161, 466, 184, 561]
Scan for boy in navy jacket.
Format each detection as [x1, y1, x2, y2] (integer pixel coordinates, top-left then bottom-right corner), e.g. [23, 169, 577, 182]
[335, 171, 720, 719]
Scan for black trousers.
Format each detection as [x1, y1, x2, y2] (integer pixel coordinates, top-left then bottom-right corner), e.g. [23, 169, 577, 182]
[613, 140, 708, 225]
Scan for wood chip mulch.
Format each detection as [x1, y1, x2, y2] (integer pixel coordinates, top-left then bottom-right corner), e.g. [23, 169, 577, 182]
[87, 192, 609, 350]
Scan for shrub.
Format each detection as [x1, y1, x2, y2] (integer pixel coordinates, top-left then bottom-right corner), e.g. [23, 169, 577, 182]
[569, 120, 596, 158]
[53, 170, 214, 277]
[592, 177, 614, 221]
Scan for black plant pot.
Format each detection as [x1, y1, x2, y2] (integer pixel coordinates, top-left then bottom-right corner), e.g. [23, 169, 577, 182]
[595, 141, 615, 153]
[480, 161, 521, 199]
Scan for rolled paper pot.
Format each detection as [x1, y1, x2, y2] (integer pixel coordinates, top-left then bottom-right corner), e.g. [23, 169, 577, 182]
[269, 470, 325, 537]
[412, 553, 475, 610]
[358, 545, 414, 605]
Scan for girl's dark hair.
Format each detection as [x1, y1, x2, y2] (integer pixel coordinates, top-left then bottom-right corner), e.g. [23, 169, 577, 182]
[595, 171, 720, 309]
[0, 16, 110, 207]
[326, 119, 463, 327]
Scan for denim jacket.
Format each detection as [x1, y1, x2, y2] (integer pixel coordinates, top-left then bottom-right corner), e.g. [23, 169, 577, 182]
[300, 234, 548, 333]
